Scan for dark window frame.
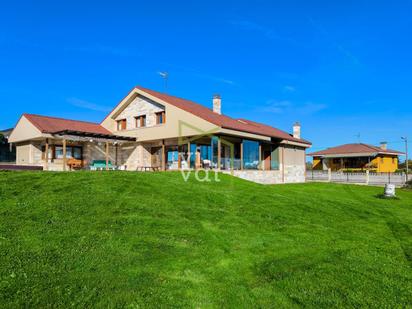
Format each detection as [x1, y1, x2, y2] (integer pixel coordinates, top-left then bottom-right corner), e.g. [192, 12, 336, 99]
[135, 115, 146, 128]
[117, 119, 127, 131]
[156, 111, 166, 125]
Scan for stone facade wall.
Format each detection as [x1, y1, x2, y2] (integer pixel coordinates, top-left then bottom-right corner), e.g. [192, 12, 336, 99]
[225, 170, 283, 184]
[121, 143, 152, 170]
[224, 167, 305, 184]
[115, 95, 164, 130]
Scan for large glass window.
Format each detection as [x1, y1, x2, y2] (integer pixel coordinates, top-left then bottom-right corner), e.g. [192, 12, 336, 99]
[55, 147, 63, 159]
[189, 143, 197, 167]
[243, 140, 259, 169]
[271, 146, 280, 170]
[211, 136, 219, 168]
[54, 146, 82, 159]
[166, 146, 179, 169]
[200, 145, 212, 161]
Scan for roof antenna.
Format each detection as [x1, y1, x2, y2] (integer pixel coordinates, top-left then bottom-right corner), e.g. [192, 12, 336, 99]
[158, 72, 169, 93]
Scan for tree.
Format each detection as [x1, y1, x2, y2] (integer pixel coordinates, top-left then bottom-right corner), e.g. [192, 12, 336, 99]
[399, 160, 412, 171]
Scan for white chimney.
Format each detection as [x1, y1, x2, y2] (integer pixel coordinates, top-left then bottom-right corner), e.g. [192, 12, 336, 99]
[293, 122, 301, 139]
[213, 94, 221, 114]
[380, 141, 387, 150]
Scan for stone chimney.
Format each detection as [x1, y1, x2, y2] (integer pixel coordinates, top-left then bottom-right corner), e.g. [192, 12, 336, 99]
[380, 141, 387, 150]
[213, 94, 221, 114]
[293, 122, 301, 139]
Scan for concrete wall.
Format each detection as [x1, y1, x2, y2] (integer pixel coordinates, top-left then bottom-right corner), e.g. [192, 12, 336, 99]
[9, 116, 43, 143]
[282, 145, 306, 183]
[16, 143, 31, 165]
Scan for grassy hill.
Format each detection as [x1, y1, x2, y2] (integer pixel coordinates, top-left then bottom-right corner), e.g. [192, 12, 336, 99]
[0, 171, 411, 308]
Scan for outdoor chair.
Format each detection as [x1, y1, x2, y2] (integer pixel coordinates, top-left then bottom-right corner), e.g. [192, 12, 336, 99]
[90, 160, 115, 170]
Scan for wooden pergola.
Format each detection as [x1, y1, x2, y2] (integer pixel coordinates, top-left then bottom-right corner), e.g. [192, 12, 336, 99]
[46, 130, 136, 171]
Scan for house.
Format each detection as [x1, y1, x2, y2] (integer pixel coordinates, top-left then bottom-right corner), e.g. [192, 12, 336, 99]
[8, 86, 311, 183]
[0, 128, 16, 163]
[308, 143, 404, 173]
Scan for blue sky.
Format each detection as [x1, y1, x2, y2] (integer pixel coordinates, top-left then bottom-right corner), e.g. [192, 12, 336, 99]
[1, 0, 411, 158]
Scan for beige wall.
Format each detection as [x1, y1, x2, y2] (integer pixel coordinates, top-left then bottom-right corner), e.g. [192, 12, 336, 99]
[9, 116, 43, 143]
[101, 89, 219, 142]
[16, 143, 31, 165]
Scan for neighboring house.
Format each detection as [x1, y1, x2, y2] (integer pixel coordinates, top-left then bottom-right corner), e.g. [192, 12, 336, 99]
[308, 143, 404, 173]
[9, 86, 311, 183]
[0, 128, 16, 163]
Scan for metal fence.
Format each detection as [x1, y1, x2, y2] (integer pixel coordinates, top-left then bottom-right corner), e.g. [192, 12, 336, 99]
[307, 170, 407, 187]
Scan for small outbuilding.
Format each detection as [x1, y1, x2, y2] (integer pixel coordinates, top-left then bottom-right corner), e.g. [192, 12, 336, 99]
[308, 143, 404, 173]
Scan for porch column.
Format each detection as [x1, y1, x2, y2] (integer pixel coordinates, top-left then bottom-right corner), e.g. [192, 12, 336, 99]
[187, 141, 191, 169]
[161, 139, 166, 171]
[340, 158, 344, 170]
[178, 145, 182, 170]
[105, 142, 109, 171]
[240, 140, 244, 170]
[62, 139, 67, 171]
[217, 137, 221, 170]
[258, 143, 262, 170]
[281, 146, 285, 183]
[45, 138, 49, 170]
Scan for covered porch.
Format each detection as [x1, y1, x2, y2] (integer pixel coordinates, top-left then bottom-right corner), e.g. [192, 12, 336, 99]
[40, 130, 136, 171]
[149, 135, 282, 172]
[319, 155, 376, 171]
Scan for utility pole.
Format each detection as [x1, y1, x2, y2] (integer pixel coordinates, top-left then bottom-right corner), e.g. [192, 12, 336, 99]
[402, 136, 408, 182]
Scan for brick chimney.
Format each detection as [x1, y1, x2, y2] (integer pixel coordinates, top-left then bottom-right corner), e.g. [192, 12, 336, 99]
[293, 122, 301, 139]
[213, 94, 221, 114]
[380, 141, 387, 150]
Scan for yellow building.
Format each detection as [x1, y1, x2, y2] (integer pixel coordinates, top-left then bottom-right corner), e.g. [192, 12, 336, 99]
[308, 143, 404, 173]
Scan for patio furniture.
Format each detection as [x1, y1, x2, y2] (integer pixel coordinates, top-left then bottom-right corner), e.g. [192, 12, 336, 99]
[67, 158, 83, 170]
[90, 160, 115, 170]
[136, 166, 161, 172]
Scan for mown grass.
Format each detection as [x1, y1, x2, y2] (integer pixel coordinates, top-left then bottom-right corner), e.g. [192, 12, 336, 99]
[0, 171, 412, 308]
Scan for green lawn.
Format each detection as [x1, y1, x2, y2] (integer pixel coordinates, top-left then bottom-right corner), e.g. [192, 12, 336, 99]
[1, 171, 412, 308]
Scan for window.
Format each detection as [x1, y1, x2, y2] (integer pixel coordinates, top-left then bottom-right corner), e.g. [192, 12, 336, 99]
[243, 140, 260, 169]
[52, 146, 82, 159]
[270, 146, 280, 170]
[135, 115, 146, 128]
[117, 119, 127, 131]
[392, 157, 396, 164]
[156, 111, 166, 124]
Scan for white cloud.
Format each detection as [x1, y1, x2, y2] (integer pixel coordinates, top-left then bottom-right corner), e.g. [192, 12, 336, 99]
[229, 20, 297, 44]
[67, 97, 112, 112]
[283, 85, 296, 92]
[64, 44, 137, 57]
[262, 100, 327, 115]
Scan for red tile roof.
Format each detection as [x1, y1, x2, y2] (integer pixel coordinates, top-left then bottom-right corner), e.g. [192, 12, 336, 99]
[308, 143, 403, 156]
[135, 86, 311, 145]
[24, 114, 111, 135]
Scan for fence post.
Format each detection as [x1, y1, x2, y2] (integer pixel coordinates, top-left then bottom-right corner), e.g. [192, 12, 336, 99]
[366, 170, 369, 185]
[328, 168, 332, 182]
[347, 172, 349, 183]
[312, 169, 314, 180]
[388, 172, 391, 184]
